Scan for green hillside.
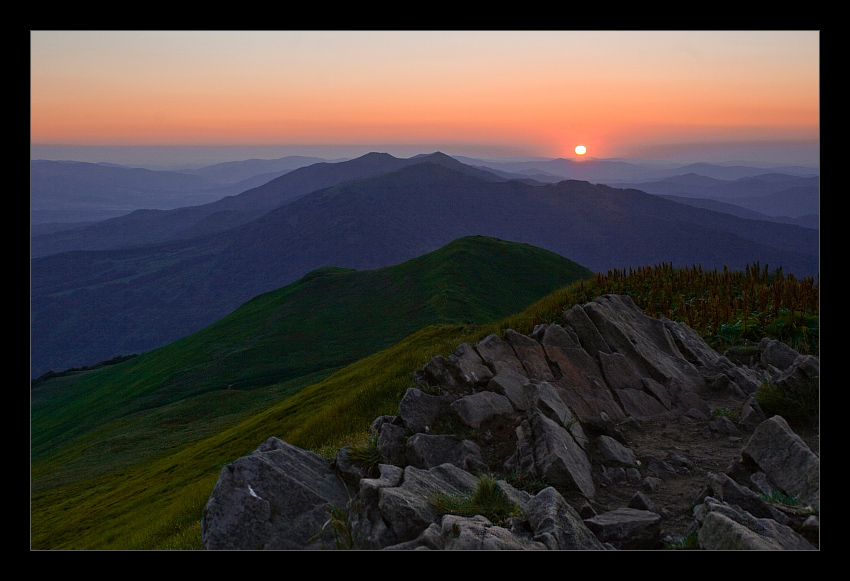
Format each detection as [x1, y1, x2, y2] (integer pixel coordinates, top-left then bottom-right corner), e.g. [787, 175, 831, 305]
[31, 236, 592, 549]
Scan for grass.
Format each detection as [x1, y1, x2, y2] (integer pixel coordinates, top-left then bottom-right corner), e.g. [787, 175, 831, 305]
[346, 433, 383, 477]
[431, 474, 522, 527]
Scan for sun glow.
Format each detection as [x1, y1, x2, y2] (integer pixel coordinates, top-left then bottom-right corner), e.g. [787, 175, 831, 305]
[574, 145, 587, 156]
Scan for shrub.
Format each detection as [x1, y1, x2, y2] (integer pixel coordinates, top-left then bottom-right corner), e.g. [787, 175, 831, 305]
[756, 382, 819, 428]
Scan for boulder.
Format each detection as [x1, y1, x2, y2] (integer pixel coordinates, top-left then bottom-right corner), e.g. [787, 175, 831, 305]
[405, 433, 487, 473]
[474, 333, 527, 376]
[397, 388, 443, 433]
[523, 486, 607, 550]
[414, 343, 494, 389]
[742, 415, 820, 508]
[694, 497, 815, 550]
[350, 463, 479, 549]
[759, 337, 803, 371]
[594, 434, 637, 467]
[523, 410, 595, 499]
[584, 507, 662, 550]
[449, 390, 514, 430]
[201, 437, 351, 550]
[504, 328, 555, 381]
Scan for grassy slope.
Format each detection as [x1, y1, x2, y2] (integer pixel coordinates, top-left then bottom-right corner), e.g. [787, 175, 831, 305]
[31, 236, 592, 549]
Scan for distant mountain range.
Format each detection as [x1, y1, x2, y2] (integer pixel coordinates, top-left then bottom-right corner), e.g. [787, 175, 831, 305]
[454, 155, 818, 184]
[30, 155, 343, 226]
[655, 195, 817, 230]
[607, 173, 819, 220]
[30, 152, 509, 257]
[31, 152, 819, 378]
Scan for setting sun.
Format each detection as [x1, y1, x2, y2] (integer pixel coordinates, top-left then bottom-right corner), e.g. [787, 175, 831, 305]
[575, 145, 587, 156]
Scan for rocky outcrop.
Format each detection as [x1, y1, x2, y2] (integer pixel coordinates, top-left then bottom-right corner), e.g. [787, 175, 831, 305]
[201, 294, 819, 550]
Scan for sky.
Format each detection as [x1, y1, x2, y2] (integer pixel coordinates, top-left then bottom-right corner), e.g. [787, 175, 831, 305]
[30, 30, 820, 168]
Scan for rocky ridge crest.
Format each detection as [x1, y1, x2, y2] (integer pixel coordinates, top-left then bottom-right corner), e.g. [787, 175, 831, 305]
[201, 294, 819, 550]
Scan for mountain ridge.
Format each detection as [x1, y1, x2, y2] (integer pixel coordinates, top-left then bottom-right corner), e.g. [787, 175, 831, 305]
[29, 152, 511, 258]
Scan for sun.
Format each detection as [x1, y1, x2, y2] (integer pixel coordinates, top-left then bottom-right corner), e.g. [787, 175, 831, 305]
[574, 145, 587, 156]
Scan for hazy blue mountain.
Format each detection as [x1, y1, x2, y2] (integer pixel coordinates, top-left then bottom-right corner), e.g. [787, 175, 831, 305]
[178, 155, 331, 184]
[454, 156, 818, 184]
[31, 156, 819, 378]
[30, 156, 337, 228]
[30, 160, 231, 224]
[30, 152, 507, 258]
[610, 173, 819, 218]
[660, 163, 818, 181]
[658, 195, 819, 229]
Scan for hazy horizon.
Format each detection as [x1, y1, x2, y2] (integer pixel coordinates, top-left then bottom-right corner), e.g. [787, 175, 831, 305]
[30, 140, 820, 171]
[31, 31, 819, 170]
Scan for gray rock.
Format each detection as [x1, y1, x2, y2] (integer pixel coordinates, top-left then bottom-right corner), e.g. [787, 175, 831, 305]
[524, 486, 607, 550]
[742, 415, 820, 508]
[382, 522, 443, 550]
[201, 294, 821, 551]
[438, 514, 547, 550]
[759, 337, 802, 371]
[599, 350, 644, 391]
[773, 354, 820, 404]
[584, 507, 662, 550]
[694, 497, 815, 550]
[333, 446, 371, 486]
[702, 472, 790, 525]
[374, 420, 409, 466]
[738, 396, 767, 432]
[675, 391, 711, 418]
[475, 333, 527, 376]
[642, 476, 663, 491]
[666, 450, 694, 471]
[584, 295, 708, 391]
[641, 377, 673, 410]
[539, 323, 623, 421]
[505, 328, 555, 381]
[562, 304, 611, 358]
[486, 368, 530, 410]
[347, 464, 404, 550]
[628, 491, 656, 512]
[614, 388, 669, 420]
[523, 381, 587, 448]
[645, 455, 677, 478]
[527, 410, 596, 499]
[626, 467, 642, 485]
[201, 437, 351, 550]
[352, 463, 478, 549]
[398, 388, 443, 433]
[709, 414, 742, 438]
[406, 433, 487, 473]
[449, 390, 514, 430]
[414, 343, 493, 390]
[595, 434, 637, 467]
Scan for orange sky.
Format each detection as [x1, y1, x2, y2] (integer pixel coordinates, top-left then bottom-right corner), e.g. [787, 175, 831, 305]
[30, 31, 819, 163]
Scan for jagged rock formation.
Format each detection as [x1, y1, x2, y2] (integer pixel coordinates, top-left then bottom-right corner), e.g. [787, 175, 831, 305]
[201, 294, 819, 550]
